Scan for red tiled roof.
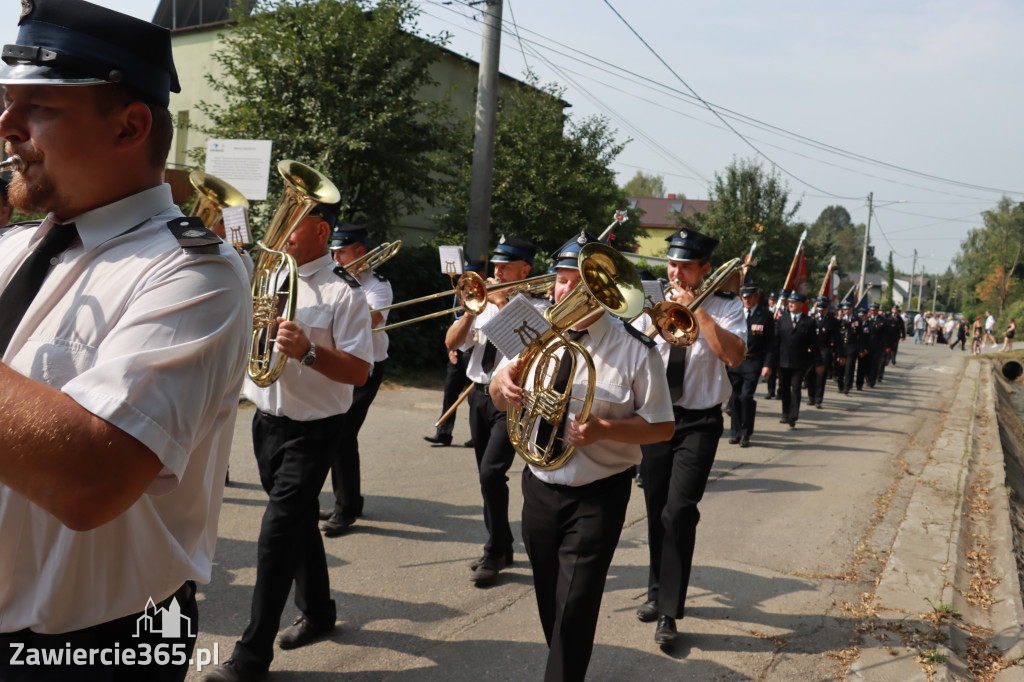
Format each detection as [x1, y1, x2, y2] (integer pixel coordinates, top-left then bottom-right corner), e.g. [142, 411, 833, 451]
[628, 196, 712, 229]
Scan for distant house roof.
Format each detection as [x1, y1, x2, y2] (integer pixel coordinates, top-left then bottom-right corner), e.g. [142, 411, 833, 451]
[627, 196, 711, 229]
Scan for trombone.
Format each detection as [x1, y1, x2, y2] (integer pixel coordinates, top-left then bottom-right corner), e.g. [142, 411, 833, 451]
[372, 271, 555, 333]
[342, 240, 402, 278]
[639, 257, 744, 346]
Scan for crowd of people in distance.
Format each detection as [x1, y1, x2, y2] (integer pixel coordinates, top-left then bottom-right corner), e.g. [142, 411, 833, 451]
[913, 309, 1016, 355]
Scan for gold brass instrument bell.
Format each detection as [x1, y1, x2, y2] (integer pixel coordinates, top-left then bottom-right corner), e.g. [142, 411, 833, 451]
[342, 240, 403, 278]
[507, 243, 645, 470]
[372, 270, 555, 333]
[188, 171, 249, 243]
[247, 160, 341, 387]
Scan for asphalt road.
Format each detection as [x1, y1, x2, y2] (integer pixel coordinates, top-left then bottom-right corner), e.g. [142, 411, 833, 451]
[186, 340, 967, 681]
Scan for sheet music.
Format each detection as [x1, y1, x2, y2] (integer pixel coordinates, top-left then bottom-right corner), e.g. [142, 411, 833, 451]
[481, 294, 550, 359]
[438, 246, 465, 276]
[222, 205, 251, 247]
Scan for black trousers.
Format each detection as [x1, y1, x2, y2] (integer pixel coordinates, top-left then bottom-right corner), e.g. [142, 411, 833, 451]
[436, 350, 470, 439]
[856, 351, 872, 388]
[468, 384, 516, 559]
[233, 410, 344, 670]
[804, 353, 830, 406]
[640, 405, 723, 620]
[0, 582, 197, 682]
[835, 353, 857, 392]
[778, 367, 805, 422]
[726, 358, 763, 439]
[330, 360, 386, 518]
[522, 467, 632, 682]
[766, 369, 777, 397]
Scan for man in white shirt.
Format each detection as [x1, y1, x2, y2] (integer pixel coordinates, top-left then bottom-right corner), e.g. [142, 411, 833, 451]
[634, 228, 746, 647]
[320, 223, 394, 536]
[490, 233, 674, 681]
[205, 204, 374, 682]
[0, 2, 250, 680]
[984, 311, 997, 347]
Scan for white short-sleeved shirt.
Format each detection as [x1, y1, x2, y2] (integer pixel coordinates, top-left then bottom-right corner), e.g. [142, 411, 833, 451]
[634, 292, 746, 410]
[499, 313, 675, 487]
[0, 184, 251, 634]
[986, 315, 996, 332]
[244, 254, 374, 420]
[358, 270, 393, 363]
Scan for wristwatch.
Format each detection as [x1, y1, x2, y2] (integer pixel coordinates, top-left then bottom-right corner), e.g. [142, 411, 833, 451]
[300, 342, 317, 367]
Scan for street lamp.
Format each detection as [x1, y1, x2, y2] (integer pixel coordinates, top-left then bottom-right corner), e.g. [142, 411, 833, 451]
[858, 194, 905, 303]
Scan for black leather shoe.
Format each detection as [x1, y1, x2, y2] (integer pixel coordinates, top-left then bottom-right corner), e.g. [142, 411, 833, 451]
[463, 439, 475, 448]
[278, 614, 335, 650]
[778, 417, 787, 424]
[423, 434, 452, 446]
[728, 436, 740, 445]
[788, 419, 796, 428]
[740, 436, 750, 448]
[815, 403, 822, 409]
[655, 615, 678, 646]
[200, 658, 268, 682]
[318, 509, 333, 521]
[321, 512, 356, 537]
[636, 600, 659, 622]
[471, 554, 509, 586]
[469, 551, 512, 571]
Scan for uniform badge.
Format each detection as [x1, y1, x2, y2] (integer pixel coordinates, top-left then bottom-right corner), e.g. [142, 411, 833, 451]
[20, 0, 33, 20]
[576, 233, 587, 245]
[498, 235, 506, 244]
[679, 230, 688, 240]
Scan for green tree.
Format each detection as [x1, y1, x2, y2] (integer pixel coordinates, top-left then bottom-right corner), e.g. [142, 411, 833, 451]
[806, 205, 880, 278]
[678, 157, 801, 287]
[197, 0, 457, 235]
[883, 252, 895, 307]
[434, 76, 639, 258]
[623, 171, 666, 198]
[953, 197, 1024, 317]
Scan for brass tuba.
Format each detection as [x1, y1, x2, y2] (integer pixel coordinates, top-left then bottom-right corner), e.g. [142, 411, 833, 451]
[247, 160, 341, 387]
[507, 243, 644, 470]
[643, 257, 744, 346]
[188, 171, 249, 243]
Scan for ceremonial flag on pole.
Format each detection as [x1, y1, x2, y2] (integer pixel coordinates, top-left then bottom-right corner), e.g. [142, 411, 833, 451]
[840, 283, 857, 306]
[741, 240, 758, 286]
[818, 256, 837, 303]
[782, 230, 809, 314]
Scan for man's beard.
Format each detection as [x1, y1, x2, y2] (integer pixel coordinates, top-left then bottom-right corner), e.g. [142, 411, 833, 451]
[5, 146, 62, 216]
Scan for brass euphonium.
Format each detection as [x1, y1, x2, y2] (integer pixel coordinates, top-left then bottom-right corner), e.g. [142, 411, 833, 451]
[642, 257, 744, 346]
[247, 160, 341, 387]
[508, 243, 645, 470]
[188, 171, 249, 242]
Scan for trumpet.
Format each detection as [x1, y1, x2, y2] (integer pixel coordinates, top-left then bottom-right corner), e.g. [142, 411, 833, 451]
[642, 258, 744, 346]
[507, 243, 644, 470]
[343, 240, 402, 278]
[372, 272, 555, 333]
[247, 160, 340, 387]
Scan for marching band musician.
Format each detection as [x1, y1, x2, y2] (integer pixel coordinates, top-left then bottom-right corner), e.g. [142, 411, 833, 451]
[726, 284, 774, 447]
[490, 232, 674, 682]
[445, 235, 541, 587]
[320, 223, 394, 536]
[764, 289, 782, 399]
[635, 228, 746, 647]
[773, 291, 822, 428]
[0, 2, 251, 680]
[206, 203, 374, 682]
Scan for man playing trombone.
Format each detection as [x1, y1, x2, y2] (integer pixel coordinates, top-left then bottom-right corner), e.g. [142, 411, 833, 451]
[444, 235, 540, 587]
[635, 228, 746, 647]
[490, 232, 674, 682]
[320, 224, 394, 536]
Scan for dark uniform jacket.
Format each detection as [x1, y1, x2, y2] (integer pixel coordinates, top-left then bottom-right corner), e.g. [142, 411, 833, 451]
[743, 304, 775, 365]
[774, 310, 820, 370]
[837, 316, 860, 355]
[811, 311, 839, 366]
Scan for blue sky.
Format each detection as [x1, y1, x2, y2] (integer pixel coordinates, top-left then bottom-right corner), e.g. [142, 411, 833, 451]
[4, 0, 1022, 277]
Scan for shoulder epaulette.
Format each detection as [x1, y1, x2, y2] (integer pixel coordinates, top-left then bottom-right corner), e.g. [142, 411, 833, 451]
[166, 217, 222, 249]
[0, 219, 43, 239]
[714, 290, 737, 299]
[333, 266, 362, 288]
[621, 320, 656, 348]
[372, 270, 389, 283]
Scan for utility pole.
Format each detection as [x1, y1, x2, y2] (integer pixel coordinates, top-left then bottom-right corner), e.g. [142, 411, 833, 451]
[858, 192, 873, 303]
[465, 0, 503, 264]
[917, 271, 926, 309]
[932, 283, 940, 313]
[909, 249, 917, 308]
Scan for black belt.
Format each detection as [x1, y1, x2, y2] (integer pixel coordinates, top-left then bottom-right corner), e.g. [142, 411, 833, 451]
[474, 381, 490, 391]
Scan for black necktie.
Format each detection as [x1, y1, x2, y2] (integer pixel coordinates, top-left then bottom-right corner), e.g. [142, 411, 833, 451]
[667, 342, 687, 403]
[0, 223, 79, 355]
[535, 330, 587, 456]
[480, 340, 498, 373]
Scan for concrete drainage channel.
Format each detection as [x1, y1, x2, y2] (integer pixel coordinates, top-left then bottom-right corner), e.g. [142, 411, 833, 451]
[998, 358, 1024, 632]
